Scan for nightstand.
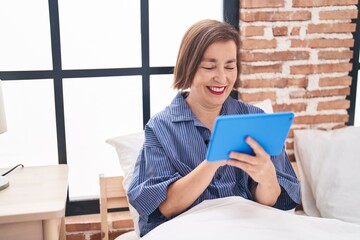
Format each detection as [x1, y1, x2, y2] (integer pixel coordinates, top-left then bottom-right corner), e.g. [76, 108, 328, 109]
[0, 165, 68, 240]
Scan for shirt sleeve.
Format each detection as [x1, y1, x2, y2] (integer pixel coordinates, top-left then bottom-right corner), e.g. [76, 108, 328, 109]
[246, 147, 300, 210]
[272, 149, 301, 210]
[127, 126, 182, 217]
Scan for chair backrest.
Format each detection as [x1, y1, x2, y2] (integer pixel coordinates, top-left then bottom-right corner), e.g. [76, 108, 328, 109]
[99, 174, 133, 240]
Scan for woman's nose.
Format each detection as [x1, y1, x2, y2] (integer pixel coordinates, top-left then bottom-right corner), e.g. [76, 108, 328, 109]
[215, 68, 227, 83]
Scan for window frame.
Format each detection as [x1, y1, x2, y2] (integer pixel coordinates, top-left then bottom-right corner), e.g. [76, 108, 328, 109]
[0, 0, 240, 216]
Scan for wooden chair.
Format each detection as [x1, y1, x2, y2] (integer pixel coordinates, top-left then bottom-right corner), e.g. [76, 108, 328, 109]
[99, 174, 137, 240]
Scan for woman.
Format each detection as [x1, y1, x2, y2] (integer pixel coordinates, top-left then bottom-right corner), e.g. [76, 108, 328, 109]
[128, 19, 300, 237]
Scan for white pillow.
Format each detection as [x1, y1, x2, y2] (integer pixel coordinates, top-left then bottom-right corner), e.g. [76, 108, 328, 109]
[106, 132, 144, 237]
[294, 127, 360, 224]
[253, 98, 273, 113]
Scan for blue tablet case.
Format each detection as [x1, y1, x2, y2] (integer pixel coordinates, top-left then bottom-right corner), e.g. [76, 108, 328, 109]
[206, 112, 294, 161]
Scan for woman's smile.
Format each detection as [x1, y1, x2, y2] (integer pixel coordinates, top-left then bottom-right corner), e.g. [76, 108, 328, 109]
[207, 86, 227, 95]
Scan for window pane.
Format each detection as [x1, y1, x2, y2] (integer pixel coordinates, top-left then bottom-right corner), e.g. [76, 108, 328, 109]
[58, 0, 141, 70]
[63, 76, 143, 200]
[149, 0, 223, 67]
[0, 80, 58, 167]
[150, 75, 178, 116]
[0, 0, 52, 71]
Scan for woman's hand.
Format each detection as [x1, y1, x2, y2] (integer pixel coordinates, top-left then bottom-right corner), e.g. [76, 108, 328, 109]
[159, 159, 226, 218]
[226, 136, 281, 206]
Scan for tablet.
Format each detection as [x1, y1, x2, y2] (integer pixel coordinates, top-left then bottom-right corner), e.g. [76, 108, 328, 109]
[206, 112, 294, 161]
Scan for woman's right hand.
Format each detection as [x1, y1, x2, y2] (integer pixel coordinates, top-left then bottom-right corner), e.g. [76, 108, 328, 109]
[159, 158, 226, 218]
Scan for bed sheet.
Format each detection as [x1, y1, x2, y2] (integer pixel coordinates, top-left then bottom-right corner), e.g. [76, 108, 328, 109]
[140, 196, 360, 240]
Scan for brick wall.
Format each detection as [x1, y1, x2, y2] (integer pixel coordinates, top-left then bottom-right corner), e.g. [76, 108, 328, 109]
[65, 212, 134, 240]
[238, 0, 358, 160]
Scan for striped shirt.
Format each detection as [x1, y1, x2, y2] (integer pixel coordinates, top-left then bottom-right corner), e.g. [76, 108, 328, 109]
[128, 93, 300, 237]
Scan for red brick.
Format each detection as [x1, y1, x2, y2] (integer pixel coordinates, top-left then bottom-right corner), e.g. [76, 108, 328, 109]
[317, 100, 350, 110]
[288, 78, 309, 87]
[66, 222, 100, 232]
[293, 114, 349, 124]
[307, 23, 356, 33]
[240, 39, 277, 50]
[240, 26, 265, 37]
[241, 11, 311, 22]
[290, 63, 352, 74]
[66, 233, 86, 240]
[288, 153, 296, 162]
[240, 78, 307, 88]
[273, 103, 307, 112]
[291, 39, 354, 48]
[293, 0, 357, 7]
[319, 9, 358, 20]
[89, 232, 101, 240]
[241, 0, 285, 8]
[273, 26, 288, 36]
[319, 76, 352, 87]
[109, 230, 134, 240]
[289, 89, 306, 98]
[318, 50, 353, 60]
[241, 51, 309, 62]
[291, 27, 301, 36]
[240, 64, 282, 74]
[289, 87, 350, 99]
[112, 219, 134, 229]
[240, 91, 277, 102]
[286, 141, 294, 151]
[240, 79, 287, 88]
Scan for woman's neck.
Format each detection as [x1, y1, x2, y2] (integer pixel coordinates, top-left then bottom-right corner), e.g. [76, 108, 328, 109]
[185, 96, 222, 131]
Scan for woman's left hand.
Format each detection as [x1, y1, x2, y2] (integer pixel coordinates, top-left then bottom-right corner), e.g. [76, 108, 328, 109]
[227, 136, 276, 183]
[226, 136, 281, 205]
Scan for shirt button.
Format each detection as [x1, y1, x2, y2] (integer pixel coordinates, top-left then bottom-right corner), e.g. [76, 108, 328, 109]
[216, 174, 221, 180]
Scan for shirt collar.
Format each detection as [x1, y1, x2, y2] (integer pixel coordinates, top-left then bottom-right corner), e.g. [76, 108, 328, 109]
[221, 95, 240, 115]
[169, 92, 238, 124]
[169, 92, 196, 123]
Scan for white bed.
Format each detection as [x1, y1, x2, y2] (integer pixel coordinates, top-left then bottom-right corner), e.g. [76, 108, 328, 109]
[140, 196, 360, 240]
[106, 100, 360, 240]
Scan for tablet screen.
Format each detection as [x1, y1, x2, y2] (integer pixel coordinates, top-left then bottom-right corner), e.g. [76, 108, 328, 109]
[206, 112, 294, 161]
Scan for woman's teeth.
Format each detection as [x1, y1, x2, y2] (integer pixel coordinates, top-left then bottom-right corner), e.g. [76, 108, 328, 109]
[209, 87, 225, 92]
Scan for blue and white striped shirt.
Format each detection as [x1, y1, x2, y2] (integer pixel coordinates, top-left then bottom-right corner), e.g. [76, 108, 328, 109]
[128, 93, 300, 237]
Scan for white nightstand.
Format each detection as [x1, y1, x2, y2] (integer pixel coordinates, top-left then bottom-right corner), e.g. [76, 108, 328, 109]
[0, 165, 69, 240]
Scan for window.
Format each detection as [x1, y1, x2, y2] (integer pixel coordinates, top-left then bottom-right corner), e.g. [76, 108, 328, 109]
[0, 0, 238, 215]
[59, 0, 141, 69]
[0, 80, 58, 166]
[63, 76, 143, 200]
[0, 0, 56, 165]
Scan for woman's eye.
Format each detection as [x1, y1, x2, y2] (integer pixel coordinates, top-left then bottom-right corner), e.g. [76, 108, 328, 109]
[225, 66, 236, 70]
[203, 66, 214, 70]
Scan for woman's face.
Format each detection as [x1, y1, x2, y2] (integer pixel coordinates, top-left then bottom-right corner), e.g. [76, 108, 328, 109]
[188, 40, 238, 110]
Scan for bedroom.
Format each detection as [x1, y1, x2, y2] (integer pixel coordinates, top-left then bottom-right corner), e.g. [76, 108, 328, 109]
[0, 0, 360, 239]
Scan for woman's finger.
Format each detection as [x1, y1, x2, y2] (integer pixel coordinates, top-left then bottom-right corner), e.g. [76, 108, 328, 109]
[226, 159, 254, 174]
[228, 151, 255, 164]
[246, 136, 269, 159]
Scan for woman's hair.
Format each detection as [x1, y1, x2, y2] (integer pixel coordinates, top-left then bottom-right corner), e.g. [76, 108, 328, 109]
[173, 19, 240, 90]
